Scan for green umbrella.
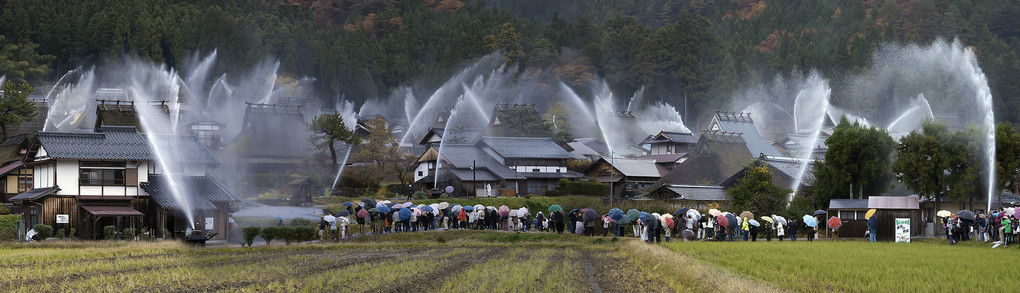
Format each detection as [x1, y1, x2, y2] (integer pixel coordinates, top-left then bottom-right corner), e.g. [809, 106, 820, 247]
[626, 209, 640, 222]
[548, 204, 563, 212]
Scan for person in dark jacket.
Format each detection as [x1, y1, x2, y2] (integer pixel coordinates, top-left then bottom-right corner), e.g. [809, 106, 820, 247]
[553, 211, 565, 233]
[789, 219, 798, 241]
[749, 224, 759, 242]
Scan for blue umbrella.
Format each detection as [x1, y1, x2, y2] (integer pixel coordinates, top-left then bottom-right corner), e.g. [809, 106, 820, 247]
[377, 205, 391, 213]
[422, 206, 434, 213]
[639, 212, 648, 223]
[609, 209, 625, 221]
[342, 202, 354, 207]
[866, 216, 879, 230]
[748, 219, 760, 227]
[398, 208, 411, 221]
[464, 206, 475, 211]
[802, 215, 818, 228]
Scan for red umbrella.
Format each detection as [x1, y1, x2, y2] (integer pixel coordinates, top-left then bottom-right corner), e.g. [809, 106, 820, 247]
[827, 216, 842, 230]
[665, 217, 675, 228]
[357, 209, 369, 219]
[716, 214, 730, 228]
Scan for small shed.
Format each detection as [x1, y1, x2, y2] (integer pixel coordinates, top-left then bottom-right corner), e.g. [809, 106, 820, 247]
[828, 196, 921, 241]
[287, 177, 321, 205]
[828, 199, 869, 237]
[868, 196, 922, 242]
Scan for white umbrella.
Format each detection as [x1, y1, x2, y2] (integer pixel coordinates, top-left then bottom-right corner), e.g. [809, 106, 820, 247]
[1006, 208, 1016, 216]
[323, 214, 336, 225]
[510, 209, 519, 217]
[518, 207, 529, 218]
[685, 209, 701, 222]
[772, 215, 788, 226]
[474, 204, 485, 211]
[430, 204, 440, 213]
[402, 202, 413, 208]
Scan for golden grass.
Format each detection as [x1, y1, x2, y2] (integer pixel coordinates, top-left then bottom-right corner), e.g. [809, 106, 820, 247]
[663, 240, 1019, 292]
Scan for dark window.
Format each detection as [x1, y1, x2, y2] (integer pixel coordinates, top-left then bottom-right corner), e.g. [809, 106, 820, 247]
[79, 169, 126, 186]
[418, 171, 423, 176]
[80, 161, 125, 168]
[17, 174, 32, 192]
[532, 168, 540, 172]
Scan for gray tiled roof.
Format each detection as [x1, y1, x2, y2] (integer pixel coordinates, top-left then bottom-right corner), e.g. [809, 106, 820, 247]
[829, 199, 868, 210]
[10, 186, 60, 201]
[715, 114, 783, 157]
[481, 137, 573, 159]
[663, 185, 728, 201]
[141, 174, 239, 210]
[438, 144, 523, 180]
[36, 126, 218, 164]
[641, 131, 698, 145]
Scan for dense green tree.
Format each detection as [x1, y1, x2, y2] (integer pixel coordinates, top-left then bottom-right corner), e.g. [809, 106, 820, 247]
[813, 117, 896, 201]
[996, 122, 1020, 197]
[0, 36, 54, 84]
[727, 162, 791, 216]
[893, 120, 988, 212]
[0, 80, 37, 139]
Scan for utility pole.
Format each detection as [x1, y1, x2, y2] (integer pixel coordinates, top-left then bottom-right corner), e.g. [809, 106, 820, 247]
[472, 160, 476, 198]
[610, 150, 614, 207]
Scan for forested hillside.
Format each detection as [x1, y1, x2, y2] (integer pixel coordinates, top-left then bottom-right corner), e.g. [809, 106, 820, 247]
[3, 0, 1020, 122]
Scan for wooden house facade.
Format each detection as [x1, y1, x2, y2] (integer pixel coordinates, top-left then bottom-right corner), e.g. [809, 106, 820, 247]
[11, 126, 238, 240]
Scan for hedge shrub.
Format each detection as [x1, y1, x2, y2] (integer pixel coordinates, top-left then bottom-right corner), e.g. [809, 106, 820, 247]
[242, 227, 261, 246]
[32, 224, 53, 240]
[103, 225, 117, 240]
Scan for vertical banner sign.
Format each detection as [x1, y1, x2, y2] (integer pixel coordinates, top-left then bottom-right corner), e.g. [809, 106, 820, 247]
[205, 217, 214, 230]
[895, 218, 910, 243]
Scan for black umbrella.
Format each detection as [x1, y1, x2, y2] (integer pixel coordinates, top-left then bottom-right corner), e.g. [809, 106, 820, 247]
[673, 208, 689, 218]
[813, 210, 827, 216]
[582, 208, 598, 222]
[338, 210, 351, 217]
[682, 229, 696, 241]
[957, 210, 976, 221]
[866, 216, 879, 230]
[361, 198, 377, 209]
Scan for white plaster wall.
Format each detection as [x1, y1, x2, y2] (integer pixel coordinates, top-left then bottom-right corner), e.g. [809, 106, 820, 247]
[54, 160, 78, 195]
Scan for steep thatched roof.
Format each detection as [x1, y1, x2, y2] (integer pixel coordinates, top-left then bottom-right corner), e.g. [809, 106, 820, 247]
[649, 131, 754, 188]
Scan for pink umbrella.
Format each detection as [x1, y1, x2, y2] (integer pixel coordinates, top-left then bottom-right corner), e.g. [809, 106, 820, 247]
[708, 209, 722, 217]
[499, 205, 510, 217]
[412, 208, 422, 217]
[357, 209, 369, 219]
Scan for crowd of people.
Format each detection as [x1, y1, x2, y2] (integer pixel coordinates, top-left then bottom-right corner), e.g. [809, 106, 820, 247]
[314, 201, 835, 243]
[946, 209, 1018, 248]
[313, 200, 1020, 249]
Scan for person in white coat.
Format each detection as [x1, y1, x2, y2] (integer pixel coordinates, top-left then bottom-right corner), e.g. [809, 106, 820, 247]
[776, 222, 785, 241]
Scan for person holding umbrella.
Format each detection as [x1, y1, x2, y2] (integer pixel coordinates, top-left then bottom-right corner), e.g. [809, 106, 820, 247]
[789, 219, 798, 241]
[749, 220, 759, 242]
